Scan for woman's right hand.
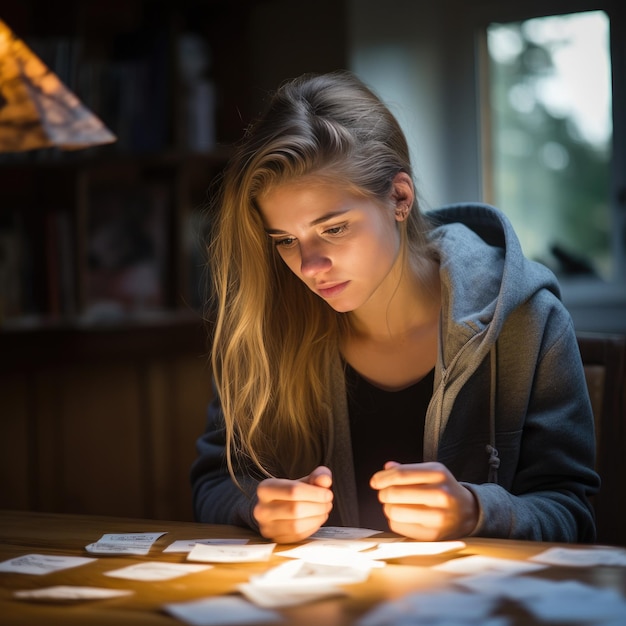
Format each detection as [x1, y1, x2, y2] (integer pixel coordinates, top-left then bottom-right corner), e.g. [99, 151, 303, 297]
[253, 466, 334, 543]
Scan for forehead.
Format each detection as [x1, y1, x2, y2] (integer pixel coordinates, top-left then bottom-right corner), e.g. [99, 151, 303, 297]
[258, 175, 366, 211]
[258, 179, 364, 229]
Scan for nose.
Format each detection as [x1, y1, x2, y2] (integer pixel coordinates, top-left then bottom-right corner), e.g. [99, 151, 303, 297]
[299, 241, 332, 277]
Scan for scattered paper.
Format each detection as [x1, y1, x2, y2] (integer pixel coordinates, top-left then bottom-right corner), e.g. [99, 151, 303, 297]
[239, 579, 344, 608]
[187, 543, 276, 563]
[85, 532, 166, 556]
[457, 574, 626, 623]
[454, 571, 547, 598]
[164, 595, 281, 626]
[434, 554, 547, 575]
[524, 580, 626, 622]
[0, 554, 95, 575]
[238, 554, 375, 608]
[251, 558, 372, 587]
[14, 586, 133, 601]
[310, 526, 382, 540]
[357, 588, 500, 626]
[278, 538, 378, 555]
[164, 538, 249, 553]
[365, 541, 466, 560]
[276, 543, 384, 569]
[104, 561, 211, 581]
[531, 546, 626, 568]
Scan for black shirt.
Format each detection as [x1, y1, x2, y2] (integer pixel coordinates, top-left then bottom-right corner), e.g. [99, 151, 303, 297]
[346, 363, 434, 531]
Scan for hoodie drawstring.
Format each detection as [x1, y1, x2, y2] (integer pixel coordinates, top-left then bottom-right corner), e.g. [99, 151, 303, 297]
[486, 345, 500, 483]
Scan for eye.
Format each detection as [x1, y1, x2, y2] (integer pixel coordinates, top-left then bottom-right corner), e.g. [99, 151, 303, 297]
[323, 223, 347, 236]
[273, 236, 297, 249]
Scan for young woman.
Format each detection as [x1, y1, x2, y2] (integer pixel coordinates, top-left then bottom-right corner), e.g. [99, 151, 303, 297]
[191, 71, 599, 544]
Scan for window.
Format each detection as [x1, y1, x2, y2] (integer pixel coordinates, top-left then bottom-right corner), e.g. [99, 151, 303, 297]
[482, 11, 614, 281]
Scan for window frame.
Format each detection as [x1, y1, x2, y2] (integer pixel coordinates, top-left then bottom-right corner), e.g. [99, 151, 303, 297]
[474, 0, 626, 332]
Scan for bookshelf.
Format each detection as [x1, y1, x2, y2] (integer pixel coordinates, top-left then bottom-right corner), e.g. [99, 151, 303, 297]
[0, 0, 348, 521]
[0, 0, 252, 522]
[0, 0, 257, 329]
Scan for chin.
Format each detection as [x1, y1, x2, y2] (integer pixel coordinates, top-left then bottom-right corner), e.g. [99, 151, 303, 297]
[320, 298, 358, 314]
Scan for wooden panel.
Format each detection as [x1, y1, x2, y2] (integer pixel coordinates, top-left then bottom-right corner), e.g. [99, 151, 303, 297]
[168, 355, 212, 521]
[0, 373, 31, 510]
[145, 354, 212, 521]
[35, 363, 147, 517]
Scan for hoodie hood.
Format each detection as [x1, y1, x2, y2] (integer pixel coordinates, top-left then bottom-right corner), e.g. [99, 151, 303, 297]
[423, 203, 562, 467]
[428, 203, 560, 363]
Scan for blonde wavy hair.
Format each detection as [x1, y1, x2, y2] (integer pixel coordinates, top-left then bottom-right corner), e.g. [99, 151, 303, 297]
[206, 71, 433, 482]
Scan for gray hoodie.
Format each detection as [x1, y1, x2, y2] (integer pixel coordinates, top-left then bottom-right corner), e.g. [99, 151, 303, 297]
[192, 203, 600, 542]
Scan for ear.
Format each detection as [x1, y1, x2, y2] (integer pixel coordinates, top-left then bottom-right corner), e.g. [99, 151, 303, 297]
[391, 172, 414, 222]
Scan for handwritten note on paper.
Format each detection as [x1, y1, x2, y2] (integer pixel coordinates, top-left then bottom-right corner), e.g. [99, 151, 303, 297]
[187, 543, 276, 563]
[456, 575, 626, 623]
[357, 589, 500, 626]
[523, 580, 626, 623]
[164, 596, 281, 626]
[310, 526, 382, 540]
[14, 586, 133, 601]
[85, 532, 166, 556]
[276, 543, 385, 569]
[163, 538, 249, 553]
[434, 554, 547, 575]
[239, 559, 360, 608]
[531, 546, 626, 567]
[365, 541, 466, 560]
[0, 554, 95, 575]
[238, 580, 345, 609]
[104, 562, 211, 581]
[281, 538, 378, 554]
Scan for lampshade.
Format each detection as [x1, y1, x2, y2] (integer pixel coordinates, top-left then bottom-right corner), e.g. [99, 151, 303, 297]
[0, 18, 116, 152]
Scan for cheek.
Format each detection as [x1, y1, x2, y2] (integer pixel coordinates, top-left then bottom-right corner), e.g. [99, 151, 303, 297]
[276, 250, 303, 277]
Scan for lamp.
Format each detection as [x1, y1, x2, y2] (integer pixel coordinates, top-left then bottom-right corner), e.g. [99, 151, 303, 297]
[0, 18, 116, 152]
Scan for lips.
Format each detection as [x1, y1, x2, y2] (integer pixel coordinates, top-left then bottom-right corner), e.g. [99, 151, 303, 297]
[316, 281, 349, 298]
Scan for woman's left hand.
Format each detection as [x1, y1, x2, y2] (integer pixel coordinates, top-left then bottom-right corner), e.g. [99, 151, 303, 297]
[370, 461, 479, 541]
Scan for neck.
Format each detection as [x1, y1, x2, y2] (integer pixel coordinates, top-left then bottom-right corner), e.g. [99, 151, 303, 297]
[347, 256, 441, 343]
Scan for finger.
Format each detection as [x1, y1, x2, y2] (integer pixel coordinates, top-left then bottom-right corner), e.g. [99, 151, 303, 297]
[257, 478, 334, 504]
[305, 466, 333, 489]
[385, 518, 446, 542]
[370, 462, 448, 490]
[260, 514, 330, 543]
[254, 498, 333, 524]
[382, 502, 447, 527]
[384, 461, 401, 470]
[377, 484, 452, 508]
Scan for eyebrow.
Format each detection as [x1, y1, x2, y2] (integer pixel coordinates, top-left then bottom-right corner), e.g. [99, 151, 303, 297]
[264, 210, 349, 235]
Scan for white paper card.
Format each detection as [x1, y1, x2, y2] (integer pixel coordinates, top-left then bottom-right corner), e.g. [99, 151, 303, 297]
[85, 532, 166, 556]
[276, 543, 384, 569]
[0, 554, 95, 575]
[239, 580, 345, 608]
[365, 541, 466, 560]
[187, 542, 276, 563]
[251, 558, 372, 586]
[14, 586, 133, 601]
[358, 589, 500, 626]
[531, 546, 626, 567]
[434, 555, 547, 575]
[279, 538, 377, 554]
[310, 526, 382, 539]
[164, 596, 281, 626]
[164, 538, 248, 553]
[105, 561, 211, 581]
[525, 581, 626, 622]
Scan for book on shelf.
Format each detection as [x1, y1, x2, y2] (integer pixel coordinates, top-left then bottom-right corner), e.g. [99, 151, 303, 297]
[0, 218, 22, 323]
[83, 180, 172, 321]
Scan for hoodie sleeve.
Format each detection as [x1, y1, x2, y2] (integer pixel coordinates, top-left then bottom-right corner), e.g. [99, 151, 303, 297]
[190, 391, 260, 529]
[463, 307, 600, 543]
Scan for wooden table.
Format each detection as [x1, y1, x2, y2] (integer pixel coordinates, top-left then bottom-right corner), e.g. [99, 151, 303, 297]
[1, 510, 626, 625]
